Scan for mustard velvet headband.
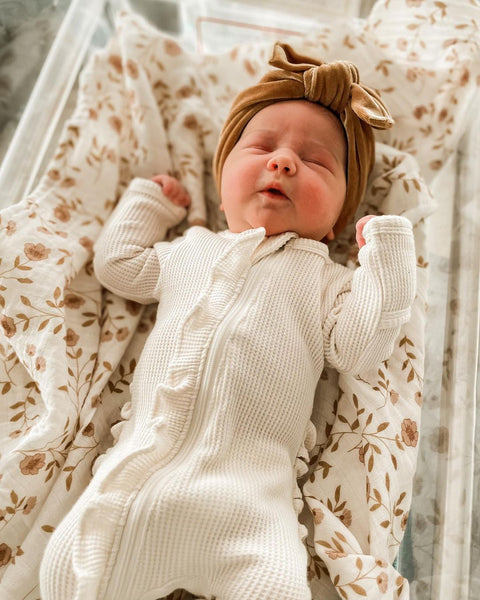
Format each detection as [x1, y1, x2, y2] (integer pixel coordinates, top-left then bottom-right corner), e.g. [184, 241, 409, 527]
[213, 42, 394, 235]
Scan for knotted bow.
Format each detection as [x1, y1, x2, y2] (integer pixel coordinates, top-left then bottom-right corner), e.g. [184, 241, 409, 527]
[268, 43, 392, 126]
[213, 42, 394, 235]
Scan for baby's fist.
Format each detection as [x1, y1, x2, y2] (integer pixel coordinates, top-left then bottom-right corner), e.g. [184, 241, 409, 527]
[355, 215, 376, 248]
[151, 174, 191, 208]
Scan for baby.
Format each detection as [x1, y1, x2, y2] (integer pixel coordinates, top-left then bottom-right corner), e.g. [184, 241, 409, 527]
[40, 43, 416, 600]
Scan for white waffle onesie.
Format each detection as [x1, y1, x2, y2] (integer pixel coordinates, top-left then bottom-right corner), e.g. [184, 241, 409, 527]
[40, 178, 417, 600]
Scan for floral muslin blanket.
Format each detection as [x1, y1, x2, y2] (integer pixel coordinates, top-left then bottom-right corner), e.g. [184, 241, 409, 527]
[0, 3, 478, 599]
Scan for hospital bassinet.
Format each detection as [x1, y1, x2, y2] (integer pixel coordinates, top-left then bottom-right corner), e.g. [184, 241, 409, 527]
[0, 1, 479, 599]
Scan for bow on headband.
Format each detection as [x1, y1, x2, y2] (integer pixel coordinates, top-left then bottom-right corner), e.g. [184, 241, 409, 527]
[268, 43, 393, 126]
[213, 42, 394, 235]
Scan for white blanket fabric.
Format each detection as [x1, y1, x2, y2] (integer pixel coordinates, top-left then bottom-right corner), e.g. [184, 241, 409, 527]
[1, 3, 478, 598]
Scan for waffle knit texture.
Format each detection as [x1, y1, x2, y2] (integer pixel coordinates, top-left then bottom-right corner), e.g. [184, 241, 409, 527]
[39, 178, 416, 600]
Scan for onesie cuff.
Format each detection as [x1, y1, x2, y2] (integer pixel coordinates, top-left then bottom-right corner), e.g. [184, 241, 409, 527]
[378, 306, 412, 329]
[358, 214, 416, 316]
[127, 177, 188, 225]
[362, 214, 413, 242]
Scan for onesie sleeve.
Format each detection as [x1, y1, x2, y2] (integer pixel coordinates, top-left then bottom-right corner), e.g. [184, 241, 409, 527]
[93, 177, 187, 304]
[323, 215, 416, 375]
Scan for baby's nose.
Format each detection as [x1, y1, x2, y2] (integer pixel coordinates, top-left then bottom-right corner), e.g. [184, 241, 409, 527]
[267, 151, 297, 175]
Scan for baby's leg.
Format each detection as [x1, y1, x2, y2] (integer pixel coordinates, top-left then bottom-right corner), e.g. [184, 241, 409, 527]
[212, 555, 311, 600]
[39, 503, 81, 599]
[211, 522, 311, 600]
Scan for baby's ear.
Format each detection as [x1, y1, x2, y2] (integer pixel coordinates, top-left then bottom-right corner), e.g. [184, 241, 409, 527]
[325, 229, 335, 241]
[219, 203, 224, 212]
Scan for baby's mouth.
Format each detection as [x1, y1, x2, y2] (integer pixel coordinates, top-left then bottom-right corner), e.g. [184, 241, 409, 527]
[261, 185, 289, 200]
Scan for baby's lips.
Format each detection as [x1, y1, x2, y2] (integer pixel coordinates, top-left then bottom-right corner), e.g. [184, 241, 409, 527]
[261, 182, 290, 200]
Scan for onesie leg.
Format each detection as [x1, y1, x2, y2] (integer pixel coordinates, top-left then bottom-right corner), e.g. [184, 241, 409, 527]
[211, 526, 311, 600]
[39, 505, 80, 599]
[212, 554, 311, 600]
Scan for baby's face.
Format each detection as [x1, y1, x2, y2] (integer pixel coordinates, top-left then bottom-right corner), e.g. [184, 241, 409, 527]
[219, 100, 347, 242]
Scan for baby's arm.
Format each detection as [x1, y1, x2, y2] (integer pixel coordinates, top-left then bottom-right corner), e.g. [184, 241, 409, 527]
[93, 177, 188, 304]
[324, 215, 416, 374]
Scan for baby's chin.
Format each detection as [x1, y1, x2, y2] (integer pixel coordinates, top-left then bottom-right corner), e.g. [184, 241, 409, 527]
[251, 217, 327, 241]
[228, 220, 326, 241]
[263, 225, 326, 242]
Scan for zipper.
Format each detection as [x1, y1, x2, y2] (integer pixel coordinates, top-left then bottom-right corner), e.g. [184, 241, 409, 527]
[157, 260, 262, 477]
[106, 262, 263, 598]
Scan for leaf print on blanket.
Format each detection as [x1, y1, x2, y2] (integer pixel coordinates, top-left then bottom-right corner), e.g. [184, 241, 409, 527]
[320, 551, 407, 599]
[3, 348, 41, 438]
[399, 335, 423, 385]
[0, 491, 37, 528]
[318, 389, 410, 476]
[0, 490, 37, 568]
[368, 473, 411, 545]
[15, 286, 64, 335]
[61, 422, 100, 491]
[0, 246, 51, 314]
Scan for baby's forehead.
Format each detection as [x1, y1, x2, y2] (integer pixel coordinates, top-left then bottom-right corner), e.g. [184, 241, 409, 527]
[241, 100, 346, 149]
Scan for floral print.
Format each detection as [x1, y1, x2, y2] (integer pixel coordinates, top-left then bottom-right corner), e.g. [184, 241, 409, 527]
[0, 2, 478, 599]
[23, 243, 51, 262]
[19, 454, 46, 476]
[0, 544, 12, 567]
[401, 419, 419, 448]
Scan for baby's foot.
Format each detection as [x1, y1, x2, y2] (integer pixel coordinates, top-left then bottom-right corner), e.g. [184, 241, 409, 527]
[151, 174, 191, 208]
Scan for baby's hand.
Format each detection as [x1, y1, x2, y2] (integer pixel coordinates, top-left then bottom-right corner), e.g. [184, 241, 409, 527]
[355, 215, 376, 248]
[151, 174, 191, 208]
